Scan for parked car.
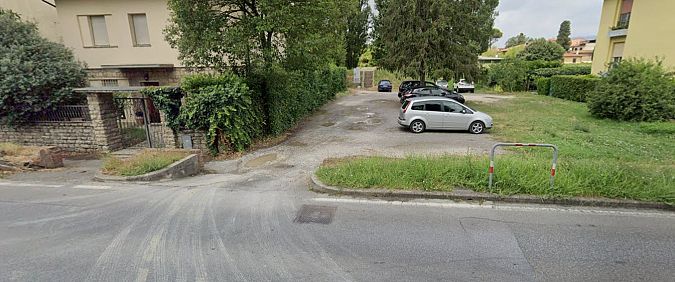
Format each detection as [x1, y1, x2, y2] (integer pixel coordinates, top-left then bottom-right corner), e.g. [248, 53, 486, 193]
[399, 86, 465, 104]
[398, 80, 438, 98]
[436, 80, 450, 89]
[398, 97, 492, 134]
[377, 80, 393, 92]
[454, 79, 475, 93]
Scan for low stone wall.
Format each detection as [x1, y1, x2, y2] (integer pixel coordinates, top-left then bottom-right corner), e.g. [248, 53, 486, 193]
[0, 122, 97, 151]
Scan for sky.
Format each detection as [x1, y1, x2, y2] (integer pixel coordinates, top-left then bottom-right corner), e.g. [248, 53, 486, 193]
[368, 0, 604, 48]
[494, 0, 603, 47]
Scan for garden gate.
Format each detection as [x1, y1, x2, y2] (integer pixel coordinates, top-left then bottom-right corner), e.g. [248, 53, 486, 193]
[114, 97, 165, 148]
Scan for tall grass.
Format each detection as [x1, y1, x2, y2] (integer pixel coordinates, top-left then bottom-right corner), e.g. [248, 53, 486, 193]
[102, 150, 189, 176]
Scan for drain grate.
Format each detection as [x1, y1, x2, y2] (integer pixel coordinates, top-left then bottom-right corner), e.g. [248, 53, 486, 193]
[294, 205, 337, 224]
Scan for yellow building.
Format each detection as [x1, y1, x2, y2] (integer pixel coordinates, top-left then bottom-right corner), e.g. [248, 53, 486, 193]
[592, 0, 675, 74]
[54, 0, 188, 87]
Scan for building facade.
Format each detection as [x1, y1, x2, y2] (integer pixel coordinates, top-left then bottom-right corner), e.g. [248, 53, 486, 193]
[592, 0, 675, 74]
[563, 39, 595, 64]
[0, 0, 60, 42]
[55, 0, 189, 87]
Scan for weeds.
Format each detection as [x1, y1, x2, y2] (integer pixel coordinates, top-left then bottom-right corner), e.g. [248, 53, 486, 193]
[102, 150, 189, 176]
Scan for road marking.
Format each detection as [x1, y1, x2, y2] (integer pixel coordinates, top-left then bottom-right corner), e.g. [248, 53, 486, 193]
[0, 182, 63, 188]
[72, 185, 112, 190]
[312, 197, 675, 218]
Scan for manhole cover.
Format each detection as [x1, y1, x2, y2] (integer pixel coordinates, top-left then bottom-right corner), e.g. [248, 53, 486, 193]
[294, 205, 337, 224]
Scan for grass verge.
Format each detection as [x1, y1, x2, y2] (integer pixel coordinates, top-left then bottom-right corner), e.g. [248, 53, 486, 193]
[102, 150, 189, 176]
[317, 93, 675, 205]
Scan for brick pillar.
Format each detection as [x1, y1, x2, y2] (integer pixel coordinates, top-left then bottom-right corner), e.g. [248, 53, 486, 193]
[86, 93, 122, 152]
[158, 111, 178, 148]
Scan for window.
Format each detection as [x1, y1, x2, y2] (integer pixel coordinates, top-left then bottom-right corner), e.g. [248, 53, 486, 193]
[89, 15, 109, 46]
[424, 102, 443, 112]
[617, 0, 633, 28]
[431, 89, 444, 96]
[102, 79, 119, 87]
[78, 15, 111, 47]
[611, 42, 625, 66]
[129, 14, 150, 46]
[443, 101, 464, 113]
[411, 104, 424, 111]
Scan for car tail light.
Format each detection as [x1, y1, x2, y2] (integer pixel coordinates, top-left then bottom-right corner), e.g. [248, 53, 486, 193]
[403, 101, 412, 113]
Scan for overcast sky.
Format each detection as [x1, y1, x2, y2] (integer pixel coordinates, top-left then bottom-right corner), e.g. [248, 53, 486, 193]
[369, 0, 603, 48]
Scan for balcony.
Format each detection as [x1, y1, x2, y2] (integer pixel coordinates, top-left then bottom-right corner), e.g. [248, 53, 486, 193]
[609, 12, 630, 38]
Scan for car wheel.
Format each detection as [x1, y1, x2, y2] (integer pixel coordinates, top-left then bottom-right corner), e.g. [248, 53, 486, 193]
[470, 89, 475, 93]
[469, 121, 485, 134]
[410, 120, 426, 133]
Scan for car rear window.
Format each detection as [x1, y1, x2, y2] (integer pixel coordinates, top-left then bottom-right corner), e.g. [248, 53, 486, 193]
[401, 100, 410, 109]
[380, 80, 391, 86]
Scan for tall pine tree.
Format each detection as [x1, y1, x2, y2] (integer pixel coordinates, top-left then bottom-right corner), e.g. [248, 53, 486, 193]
[345, 0, 371, 69]
[376, 0, 498, 82]
[556, 20, 572, 50]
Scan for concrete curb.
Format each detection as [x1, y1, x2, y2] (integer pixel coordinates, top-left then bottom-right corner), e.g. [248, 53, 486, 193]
[310, 174, 674, 211]
[94, 154, 202, 182]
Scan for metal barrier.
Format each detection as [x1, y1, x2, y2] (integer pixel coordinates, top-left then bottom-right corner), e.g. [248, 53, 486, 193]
[489, 143, 559, 191]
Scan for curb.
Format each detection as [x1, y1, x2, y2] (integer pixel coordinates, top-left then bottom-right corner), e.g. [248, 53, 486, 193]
[310, 174, 674, 211]
[94, 154, 201, 182]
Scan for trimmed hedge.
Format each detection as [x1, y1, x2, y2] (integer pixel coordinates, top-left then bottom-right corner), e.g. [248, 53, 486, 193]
[549, 75, 600, 102]
[531, 64, 592, 78]
[261, 65, 347, 134]
[536, 78, 551, 96]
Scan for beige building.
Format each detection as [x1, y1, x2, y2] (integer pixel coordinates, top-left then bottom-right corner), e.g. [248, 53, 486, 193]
[592, 0, 675, 74]
[563, 39, 595, 64]
[55, 0, 188, 87]
[0, 0, 60, 42]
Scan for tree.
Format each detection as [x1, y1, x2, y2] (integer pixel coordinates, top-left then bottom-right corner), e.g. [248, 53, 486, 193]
[376, 0, 499, 82]
[0, 9, 86, 125]
[505, 33, 530, 48]
[165, 0, 349, 73]
[556, 20, 572, 50]
[517, 38, 565, 61]
[490, 28, 503, 47]
[345, 0, 371, 69]
[371, 0, 389, 65]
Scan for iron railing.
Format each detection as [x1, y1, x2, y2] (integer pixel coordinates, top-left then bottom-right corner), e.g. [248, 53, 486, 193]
[35, 105, 91, 123]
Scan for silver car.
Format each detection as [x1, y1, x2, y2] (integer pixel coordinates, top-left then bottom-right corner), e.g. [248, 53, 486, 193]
[398, 97, 493, 134]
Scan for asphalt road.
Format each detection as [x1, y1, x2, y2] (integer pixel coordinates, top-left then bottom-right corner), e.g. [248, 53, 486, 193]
[1, 92, 674, 281]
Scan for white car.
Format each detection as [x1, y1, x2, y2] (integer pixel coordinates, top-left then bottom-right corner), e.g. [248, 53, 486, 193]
[398, 97, 493, 134]
[454, 79, 475, 93]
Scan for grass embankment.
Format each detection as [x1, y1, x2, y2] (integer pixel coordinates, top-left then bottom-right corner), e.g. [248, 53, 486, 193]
[316, 94, 675, 204]
[102, 150, 189, 176]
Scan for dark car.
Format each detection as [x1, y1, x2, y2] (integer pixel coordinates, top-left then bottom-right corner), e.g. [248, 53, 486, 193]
[400, 86, 465, 104]
[398, 80, 438, 98]
[377, 80, 393, 92]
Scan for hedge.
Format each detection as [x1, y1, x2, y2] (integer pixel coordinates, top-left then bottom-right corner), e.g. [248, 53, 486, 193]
[549, 75, 600, 102]
[262, 65, 347, 134]
[535, 78, 551, 96]
[531, 64, 592, 78]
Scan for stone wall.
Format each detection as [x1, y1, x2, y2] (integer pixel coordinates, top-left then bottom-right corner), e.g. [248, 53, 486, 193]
[86, 67, 201, 87]
[175, 130, 208, 151]
[0, 122, 97, 151]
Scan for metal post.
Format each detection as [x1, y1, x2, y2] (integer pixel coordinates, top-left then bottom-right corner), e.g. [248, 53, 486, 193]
[141, 98, 154, 148]
[488, 143, 559, 191]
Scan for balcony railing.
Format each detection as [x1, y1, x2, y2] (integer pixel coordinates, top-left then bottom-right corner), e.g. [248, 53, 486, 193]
[612, 12, 631, 30]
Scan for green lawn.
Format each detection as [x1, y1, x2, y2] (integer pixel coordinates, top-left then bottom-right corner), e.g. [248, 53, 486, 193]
[316, 93, 675, 204]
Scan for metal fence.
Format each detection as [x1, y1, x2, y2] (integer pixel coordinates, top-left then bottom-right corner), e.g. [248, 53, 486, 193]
[35, 105, 91, 123]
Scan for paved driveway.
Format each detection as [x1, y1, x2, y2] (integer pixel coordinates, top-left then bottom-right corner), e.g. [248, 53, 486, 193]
[208, 91, 499, 174]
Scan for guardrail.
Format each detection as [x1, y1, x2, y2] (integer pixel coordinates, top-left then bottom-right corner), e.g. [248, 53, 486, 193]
[488, 143, 559, 191]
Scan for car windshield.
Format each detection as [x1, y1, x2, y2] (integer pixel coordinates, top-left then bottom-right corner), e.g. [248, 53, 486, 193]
[437, 80, 447, 84]
[380, 80, 391, 86]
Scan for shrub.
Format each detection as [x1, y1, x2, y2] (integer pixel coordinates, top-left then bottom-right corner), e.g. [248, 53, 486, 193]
[0, 9, 86, 124]
[536, 78, 551, 96]
[549, 75, 600, 102]
[486, 58, 528, 92]
[257, 64, 347, 134]
[179, 73, 263, 154]
[587, 58, 675, 122]
[142, 87, 184, 131]
[532, 64, 592, 78]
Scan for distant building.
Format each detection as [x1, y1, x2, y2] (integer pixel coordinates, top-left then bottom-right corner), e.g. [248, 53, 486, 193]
[54, 0, 188, 87]
[592, 0, 675, 74]
[0, 0, 59, 42]
[563, 39, 595, 64]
